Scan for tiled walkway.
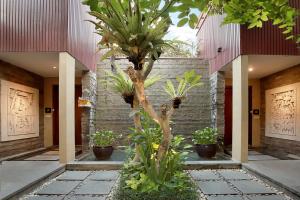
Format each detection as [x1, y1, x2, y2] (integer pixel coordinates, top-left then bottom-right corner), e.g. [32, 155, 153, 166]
[22, 170, 295, 200]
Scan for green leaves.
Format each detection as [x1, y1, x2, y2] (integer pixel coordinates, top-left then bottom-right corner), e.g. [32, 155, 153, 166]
[90, 130, 118, 147]
[164, 69, 203, 99]
[177, 18, 188, 27]
[192, 127, 218, 145]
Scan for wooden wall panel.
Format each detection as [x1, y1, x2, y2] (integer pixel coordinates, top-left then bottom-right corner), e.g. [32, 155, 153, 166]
[240, 0, 300, 56]
[0, 0, 98, 71]
[67, 0, 99, 71]
[197, 15, 241, 73]
[0, 0, 68, 52]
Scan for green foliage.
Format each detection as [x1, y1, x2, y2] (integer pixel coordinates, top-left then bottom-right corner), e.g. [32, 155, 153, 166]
[83, 0, 176, 68]
[102, 65, 161, 97]
[124, 111, 193, 194]
[172, 0, 300, 43]
[114, 173, 198, 200]
[90, 130, 118, 147]
[161, 40, 197, 57]
[164, 69, 202, 99]
[192, 127, 218, 145]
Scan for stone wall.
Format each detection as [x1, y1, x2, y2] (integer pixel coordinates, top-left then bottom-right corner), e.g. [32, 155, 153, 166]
[81, 70, 97, 152]
[0, 60, 44, 158]
[210, 71, 225, 137]
[261, 64, 300, 156]
[96, 58, 211, 144]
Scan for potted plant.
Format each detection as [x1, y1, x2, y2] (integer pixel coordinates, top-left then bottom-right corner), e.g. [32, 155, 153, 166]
[192, 127, 218, 158]
[91, 130, 117, 160]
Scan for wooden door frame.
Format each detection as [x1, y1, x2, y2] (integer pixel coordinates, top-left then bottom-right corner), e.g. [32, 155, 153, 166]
[52, 84, 82, 146]
[224, 86, 253, 146]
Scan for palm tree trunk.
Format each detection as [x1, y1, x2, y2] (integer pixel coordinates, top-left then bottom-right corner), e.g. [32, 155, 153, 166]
[132, 94, 142, 162]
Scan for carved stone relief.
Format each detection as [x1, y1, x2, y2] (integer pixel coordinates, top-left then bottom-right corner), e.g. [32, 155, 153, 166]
[266, 83, 300, 141]
[1, 80, 39, 141]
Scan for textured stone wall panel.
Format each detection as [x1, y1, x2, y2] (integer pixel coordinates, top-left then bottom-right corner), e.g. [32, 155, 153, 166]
[96, 58, 211, 144]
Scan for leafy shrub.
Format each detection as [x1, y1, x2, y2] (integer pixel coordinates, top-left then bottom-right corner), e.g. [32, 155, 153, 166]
[192, 127, 218, 145]
[114, 171, 198, 200]
[90, 130, 117, 147]
[115, 111, 198, 200]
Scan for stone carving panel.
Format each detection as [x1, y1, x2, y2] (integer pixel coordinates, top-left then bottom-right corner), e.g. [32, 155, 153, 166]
[266, 83, 300, 141]
[270, 89, 296, 136]
[1, 80, 39, 141]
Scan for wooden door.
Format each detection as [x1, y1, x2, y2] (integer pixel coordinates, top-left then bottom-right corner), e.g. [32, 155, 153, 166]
[224, 86, 252, 146]
[52, 85, 82, 146]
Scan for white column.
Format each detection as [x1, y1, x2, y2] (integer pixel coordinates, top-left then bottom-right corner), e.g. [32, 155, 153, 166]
[59, 52, 75, 163]
[232, 55, 249, 162]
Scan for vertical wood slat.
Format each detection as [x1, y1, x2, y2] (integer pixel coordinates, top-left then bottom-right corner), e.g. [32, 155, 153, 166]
[0, 0, 67, 52]
[196, 15, 241, 73]
[240, 0, 300, 56]
[0, 0, 97, 71]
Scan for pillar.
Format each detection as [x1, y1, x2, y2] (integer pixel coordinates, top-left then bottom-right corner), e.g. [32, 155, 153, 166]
[81, 70, 97, 153]
[210, 71, 225, 137]
[59, 52, 75, 163]
[232, 55, 249, 162]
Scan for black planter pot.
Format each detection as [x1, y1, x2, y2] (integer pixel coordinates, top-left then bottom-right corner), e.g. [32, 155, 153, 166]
[195, 144, 217, 158]
[92, 146, 114, 160]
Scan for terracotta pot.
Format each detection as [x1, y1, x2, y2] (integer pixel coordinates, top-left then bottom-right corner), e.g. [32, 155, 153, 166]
[195, 144, 217, 158]
[92, 146, 113, 160]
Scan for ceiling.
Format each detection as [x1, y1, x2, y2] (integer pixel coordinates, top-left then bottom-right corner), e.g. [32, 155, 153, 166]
[223, 55, 300, 79]
[0, 52, 86, 77]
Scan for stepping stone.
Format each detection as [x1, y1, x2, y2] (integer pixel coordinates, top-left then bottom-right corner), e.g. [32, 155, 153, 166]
[68, 195, 106, 200]
[25, 155, 59, 161]
[197, 181, 238, 195]
[218, 170, 252, 180]
[36, 181, 80, 195]
[75, 180, 115, 195]
[24, 195, 65, 200]
[249, 151, 263, 155]
[230, 180, 275, 194]
[247, 195, 287, 200]
[88, 171, 119, 180]
[56, 171, 91, 181]
[207, 195, 244, 200]
[248, 155, 278, 161]
[189, 171, 221, 180]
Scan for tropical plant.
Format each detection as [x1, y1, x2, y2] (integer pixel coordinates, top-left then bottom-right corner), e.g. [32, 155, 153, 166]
[90, 130, 117, 147]
[173, 0, 300, 43]
[192, 127, 218, 145]
[164, 69, 202, 108]
[83, 0, 174, 69]
[164, 70, 202, 99]
[102, 65, 161, 107]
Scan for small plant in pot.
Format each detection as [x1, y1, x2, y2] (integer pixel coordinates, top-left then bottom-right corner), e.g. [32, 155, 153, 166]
[192, 127, 218, 158]
[91, 130, 117, 160]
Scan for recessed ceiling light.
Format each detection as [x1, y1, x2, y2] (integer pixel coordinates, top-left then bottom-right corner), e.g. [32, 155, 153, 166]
[52, 66, 57, 69]
[248, 68, 253, 72]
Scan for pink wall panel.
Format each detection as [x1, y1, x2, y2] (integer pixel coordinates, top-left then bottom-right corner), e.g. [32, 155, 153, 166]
[0, 0, 98, 71]
[197, 15, 240, 73]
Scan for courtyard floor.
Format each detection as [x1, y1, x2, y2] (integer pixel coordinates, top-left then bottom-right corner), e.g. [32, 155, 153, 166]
[20, 169, 296, 200]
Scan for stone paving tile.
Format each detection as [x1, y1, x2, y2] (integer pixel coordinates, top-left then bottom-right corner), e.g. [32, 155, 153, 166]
[67, 195, 107, 200]
[206, 195, 244, 200]
[24, 195, 65, 200]
[88, 171, 119, 180]
[36, 181, 81, 195]
[74, 180, 115, 195]
[189, 170, 221, 180]
[248, 155, 278, 161]
[56, 171, 91, 181]
[218, 170, 253, 180]
[247, 195, 288, 200]
[197, 181, 239, 195]
[230, 180, 276, 194]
